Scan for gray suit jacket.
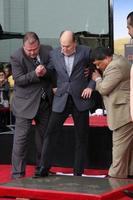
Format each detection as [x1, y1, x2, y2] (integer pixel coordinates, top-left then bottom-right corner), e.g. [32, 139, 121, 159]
[96, 54, 131, 130]
[48, 45, 95, 112]
[10, 44, 54, 119]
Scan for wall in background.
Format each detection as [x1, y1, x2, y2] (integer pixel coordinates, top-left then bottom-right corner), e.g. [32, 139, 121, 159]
[0, 0, 109, 62]
[0, 0, 25, 62]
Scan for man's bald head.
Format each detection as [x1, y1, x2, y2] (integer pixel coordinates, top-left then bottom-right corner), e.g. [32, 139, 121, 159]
[59, 30, 76, 56]
[60, 30, 75, 42]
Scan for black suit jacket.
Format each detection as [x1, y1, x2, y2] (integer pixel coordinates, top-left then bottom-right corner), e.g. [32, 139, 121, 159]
[48, 45, 96, 112]
[10, 44, 54, 119]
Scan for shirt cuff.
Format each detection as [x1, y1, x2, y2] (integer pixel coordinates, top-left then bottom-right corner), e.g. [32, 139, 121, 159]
[95, 77, 102, 82]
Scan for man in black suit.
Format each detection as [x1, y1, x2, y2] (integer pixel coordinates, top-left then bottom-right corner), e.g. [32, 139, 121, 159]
[10, 32, 55, 179]
[33, 30, 95, 178]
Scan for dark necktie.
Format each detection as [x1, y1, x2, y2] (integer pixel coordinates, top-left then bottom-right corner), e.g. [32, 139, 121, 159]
[32, 58, 46, 100]
[32, 57, 40, 67]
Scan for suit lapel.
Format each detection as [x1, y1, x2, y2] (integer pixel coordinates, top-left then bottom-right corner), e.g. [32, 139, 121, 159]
[71, 46, 80, 75]
[58, 50, 68, 73]
[22, 49, 35, 71]
[39, 48, 45, 65]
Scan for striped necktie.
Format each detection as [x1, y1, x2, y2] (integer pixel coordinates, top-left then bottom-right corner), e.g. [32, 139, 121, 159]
[32, 57, 40, 67]
[32, 58, 46, 100]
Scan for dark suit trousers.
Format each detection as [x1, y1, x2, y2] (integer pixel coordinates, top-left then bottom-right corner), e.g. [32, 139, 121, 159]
[40, 96, 89, 174]
[12, 98, 51, 177]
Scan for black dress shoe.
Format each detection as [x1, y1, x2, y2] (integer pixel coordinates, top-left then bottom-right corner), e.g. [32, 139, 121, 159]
[12, 172, 25, 179]
[12, 174, 25, 180]
[32, 167, 49, 178]
[128, 175, 133, 179]
[49, 170, 56, 175]
[124, 190, 133, 198]
[74, 173, 82, 176]
[105, 175, 113, 178]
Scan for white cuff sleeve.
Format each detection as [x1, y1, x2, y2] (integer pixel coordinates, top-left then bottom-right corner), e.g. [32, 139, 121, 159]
[95, 77, 102, 82]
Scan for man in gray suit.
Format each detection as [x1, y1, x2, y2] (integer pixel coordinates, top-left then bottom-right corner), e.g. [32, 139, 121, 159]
[10, 32, 55, 179]
[33, 30, 95, 178]
[91, 46, 133, 179]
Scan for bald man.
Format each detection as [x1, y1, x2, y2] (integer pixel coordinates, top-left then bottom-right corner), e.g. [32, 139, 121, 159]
[33, 30, 96, 178]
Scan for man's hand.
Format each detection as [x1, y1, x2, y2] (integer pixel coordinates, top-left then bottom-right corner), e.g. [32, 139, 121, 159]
[81, 88, 92, 99]
[35, 65, 47, 77]
[84, 68, 90, 78]
[92, 70, 101, 81]
[52, 87, 57, 94]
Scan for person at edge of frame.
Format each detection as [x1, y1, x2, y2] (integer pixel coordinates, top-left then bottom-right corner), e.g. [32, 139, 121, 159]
[91, 46, 133, 179]
[10, 31, 56, 179]
[124, 10, 133, 199]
